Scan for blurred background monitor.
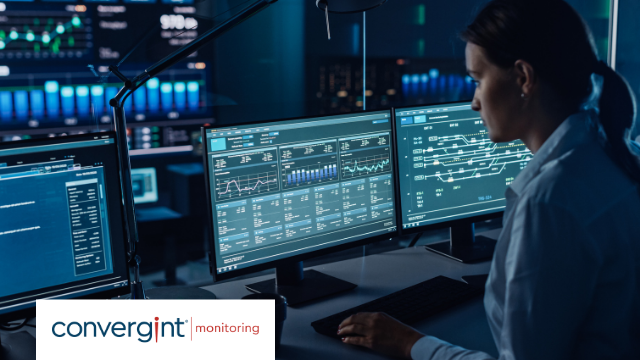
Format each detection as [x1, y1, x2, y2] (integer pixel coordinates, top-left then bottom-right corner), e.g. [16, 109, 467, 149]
[131, 168, 158, 204]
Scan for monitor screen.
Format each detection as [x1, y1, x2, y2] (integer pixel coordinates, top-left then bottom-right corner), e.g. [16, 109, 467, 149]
[0, 133, 130, 321]
[203, 110, 398, 276]
[394, 102, 532, 230]
[131, 167, 158, 204]
[0, 1, 213, 156]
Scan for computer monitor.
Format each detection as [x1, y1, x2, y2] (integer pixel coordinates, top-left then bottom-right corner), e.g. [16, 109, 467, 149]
[202, 110, 399, 305]
[131, 168, 159, 204]
[0, 133, 131, 329]
[0, 1, 214, 156]
[394, 102, 532, 262]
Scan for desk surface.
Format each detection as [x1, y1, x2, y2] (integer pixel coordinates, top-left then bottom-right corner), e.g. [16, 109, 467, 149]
[202, 230, 500, 359]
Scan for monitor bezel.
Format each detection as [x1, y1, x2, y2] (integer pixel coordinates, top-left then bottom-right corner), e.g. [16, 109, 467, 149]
[392, 101, 505, 236]
[0, 132, 132, 322]
[202, 109, 401, 282]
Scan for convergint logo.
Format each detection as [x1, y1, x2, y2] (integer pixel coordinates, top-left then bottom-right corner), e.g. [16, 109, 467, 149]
[51, 317, 260, 343]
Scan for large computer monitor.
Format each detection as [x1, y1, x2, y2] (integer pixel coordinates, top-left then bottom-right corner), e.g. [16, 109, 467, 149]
[0, 0, 214, 157]
[394, 102, 532, 262]
[0, 133, 131, 329]
[202, 110, 399, 305]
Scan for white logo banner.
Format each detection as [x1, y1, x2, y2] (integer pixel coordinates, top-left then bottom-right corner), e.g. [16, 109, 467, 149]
[36, 299, 274, 359]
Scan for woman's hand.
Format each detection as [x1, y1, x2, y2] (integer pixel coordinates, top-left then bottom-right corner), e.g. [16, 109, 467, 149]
[337, 312, 425, 359]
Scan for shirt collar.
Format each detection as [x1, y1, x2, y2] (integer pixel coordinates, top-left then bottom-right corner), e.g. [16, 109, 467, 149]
[509, 112, 592, 196]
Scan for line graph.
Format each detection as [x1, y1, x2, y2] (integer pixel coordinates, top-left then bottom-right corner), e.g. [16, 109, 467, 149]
[215, 171, 279, 201]
[0, 9, 91, 60]
[342, 155, 391, 179]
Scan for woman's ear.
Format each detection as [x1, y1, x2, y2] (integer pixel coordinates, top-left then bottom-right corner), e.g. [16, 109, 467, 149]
[514, 59, 536, 98]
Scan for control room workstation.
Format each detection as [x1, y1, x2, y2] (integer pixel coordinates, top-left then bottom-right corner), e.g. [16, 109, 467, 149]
[1, 0, 636, 357]
[0, 97, 529, 360]
[10, 0, 614, 358]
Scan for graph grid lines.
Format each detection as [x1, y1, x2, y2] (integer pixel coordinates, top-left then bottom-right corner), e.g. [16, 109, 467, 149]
[215, 171, 279, 201]
[342, 155, 391, 179]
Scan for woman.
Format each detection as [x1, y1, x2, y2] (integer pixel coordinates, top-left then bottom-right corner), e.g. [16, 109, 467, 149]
[337, 0, 640, 359]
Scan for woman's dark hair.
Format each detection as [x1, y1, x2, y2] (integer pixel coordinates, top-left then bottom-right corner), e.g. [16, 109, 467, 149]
[461, 0, 640, 183]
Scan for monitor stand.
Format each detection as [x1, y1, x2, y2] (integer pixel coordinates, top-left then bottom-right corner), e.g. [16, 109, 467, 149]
[425, 223, 496, 263]
[0, 331, 36, 360]
[245, 261, 356, 307]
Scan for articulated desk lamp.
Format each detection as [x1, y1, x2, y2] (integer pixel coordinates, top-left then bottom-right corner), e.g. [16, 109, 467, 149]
[107, 0, 278, 299]
[107, 0, 386, 299]
[316, 0, 387, 39]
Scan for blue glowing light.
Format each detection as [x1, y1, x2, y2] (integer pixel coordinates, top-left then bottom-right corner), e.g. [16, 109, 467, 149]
[76, 86, 89, 97]
[187, 82, 199, 92]
[160, 83, 172, 93]
[44, 81, 59, 93]
[91, 86, 104, 96]
[174, 82, 186, 92]
[147, 78, 160, 89]
[61, 87, 74, 97]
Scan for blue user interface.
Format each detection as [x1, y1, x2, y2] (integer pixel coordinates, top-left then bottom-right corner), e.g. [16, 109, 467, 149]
[395, 103, 532, 229]
[0, 134, 130, 317]
[205, 111, 398, 274]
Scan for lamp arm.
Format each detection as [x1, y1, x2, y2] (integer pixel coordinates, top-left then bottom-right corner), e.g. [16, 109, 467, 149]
[107, 0, 278, 297]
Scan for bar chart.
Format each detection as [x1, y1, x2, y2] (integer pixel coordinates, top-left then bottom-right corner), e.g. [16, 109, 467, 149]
[0, 75, 206, 126]
[280, 140, 339, 189]
[283, 162, 338, 188]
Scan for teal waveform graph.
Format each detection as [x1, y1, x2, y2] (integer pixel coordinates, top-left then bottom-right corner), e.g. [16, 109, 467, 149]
[341, 155, 391, 179]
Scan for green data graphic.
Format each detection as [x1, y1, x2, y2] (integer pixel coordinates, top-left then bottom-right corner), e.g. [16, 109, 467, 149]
[0, 9, 91, 60]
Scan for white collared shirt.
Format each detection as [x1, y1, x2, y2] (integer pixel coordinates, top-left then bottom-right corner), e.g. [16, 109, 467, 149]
[411, 112, 640, 360]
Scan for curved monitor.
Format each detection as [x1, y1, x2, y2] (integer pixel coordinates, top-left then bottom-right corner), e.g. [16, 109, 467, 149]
[203, 110, 399, 282]
[394, 102, 532, 233]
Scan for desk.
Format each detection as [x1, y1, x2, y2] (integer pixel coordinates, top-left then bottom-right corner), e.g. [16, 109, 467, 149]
[202, 230, 500, 359]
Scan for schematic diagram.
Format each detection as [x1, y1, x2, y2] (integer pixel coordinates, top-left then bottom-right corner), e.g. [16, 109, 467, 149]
[396, 107, 532, 227]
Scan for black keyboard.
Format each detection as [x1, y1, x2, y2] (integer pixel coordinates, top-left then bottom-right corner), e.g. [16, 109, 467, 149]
[311, 276, 484, 338]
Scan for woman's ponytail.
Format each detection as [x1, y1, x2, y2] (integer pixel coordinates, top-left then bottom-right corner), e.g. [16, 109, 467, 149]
[462, 0, 640, 184]
[594, 61, 640, 183]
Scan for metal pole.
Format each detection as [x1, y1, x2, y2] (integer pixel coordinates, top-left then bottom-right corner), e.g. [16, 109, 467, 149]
[108, 0, 278, 297]
[112, 104, 138, 254]
[363, 11, 366, 110]
[608, 0, 619, 69]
